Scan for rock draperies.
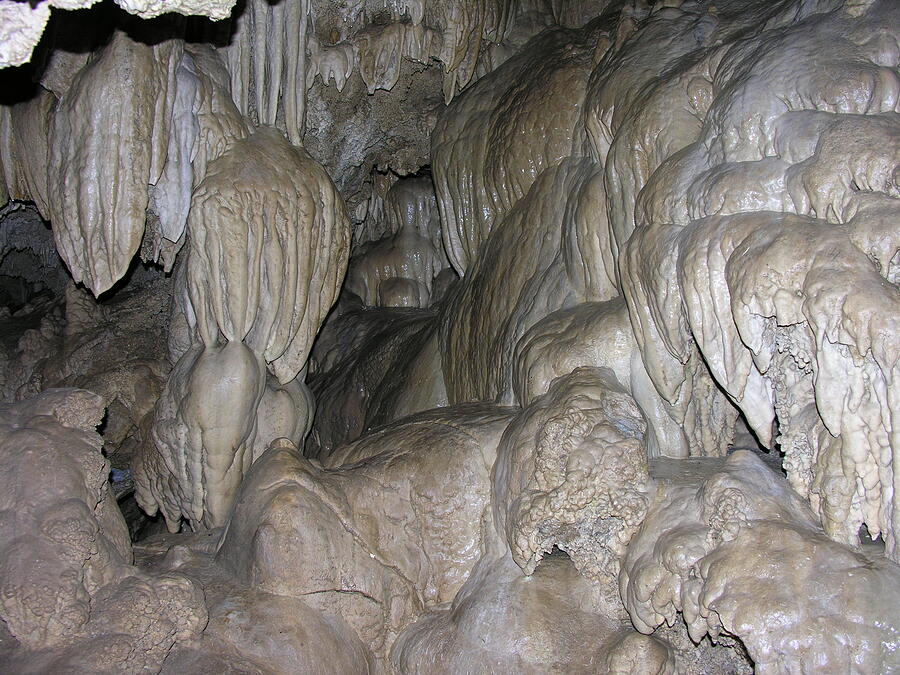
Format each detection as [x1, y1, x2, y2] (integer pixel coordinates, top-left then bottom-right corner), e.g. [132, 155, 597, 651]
[0, 16, 353, 531]
[186, 129, 350, 385]
[431, 26, 600, 275]
[0, 34, 249, 295]
[588, 0, 900, 558]
[427, 0, 900, 559]
[0, 20, 351, 531]
[49, 35, 184, 294]
[134, 129, 350, 530]
[622, 452, 900, 672]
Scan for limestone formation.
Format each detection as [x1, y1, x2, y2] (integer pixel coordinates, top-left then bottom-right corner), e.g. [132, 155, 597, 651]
[394, 367, 677, 674]
[603, 0, 900, 556]
[494, 367, 652, 580]
[0, 389, 207, 672]
[0, 0, 897, 671]
[622, 451, 900, 673]
[439, 157, 613, 403]
[346, 174, 449, 308]
[307, 302, 446, 458]
[1, 34, 248, 294]
[219, 406, 514, 657]
[513, 300, 690, 459]
[134, 128, 350, 530]
[431, 25, 603, 275]
[393, 552, 678, 674]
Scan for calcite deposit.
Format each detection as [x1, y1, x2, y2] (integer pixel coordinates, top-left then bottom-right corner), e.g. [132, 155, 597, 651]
[0, 0, 897, 672]
[0, 389, 207, 673]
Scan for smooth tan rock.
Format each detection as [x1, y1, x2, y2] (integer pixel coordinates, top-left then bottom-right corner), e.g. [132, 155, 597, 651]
[431, 25, 602, 274]
[219, 406, 514, 658]
[307, 304, 446, 459]
[393, 553, 676, 675]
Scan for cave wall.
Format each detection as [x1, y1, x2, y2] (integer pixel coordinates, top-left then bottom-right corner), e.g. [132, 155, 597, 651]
[0, 0, 897, 672]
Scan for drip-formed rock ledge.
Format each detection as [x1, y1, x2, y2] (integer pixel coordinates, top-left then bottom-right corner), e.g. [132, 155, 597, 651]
[0, 0, 897, 672]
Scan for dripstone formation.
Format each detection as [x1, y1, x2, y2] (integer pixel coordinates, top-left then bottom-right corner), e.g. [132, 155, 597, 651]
[0, 0, 897, 672]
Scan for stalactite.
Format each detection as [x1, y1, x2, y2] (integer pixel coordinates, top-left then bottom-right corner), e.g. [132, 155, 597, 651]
[48, 33, 183, 295]
[222, 0, 310, 145]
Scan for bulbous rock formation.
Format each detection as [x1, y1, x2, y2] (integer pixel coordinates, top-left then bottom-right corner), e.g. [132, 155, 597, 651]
[622, 451, 900, 672]
[432, 25, 602, 275]
[1, 36, 249, 294]
[494, 367, 652, 581]
[218, 406, 514, 657]
[135, 128, 350, 530]
[346, 175, 449, 308]
[186, 128, 350, 384]
[0, 389, 207, 672]
[0, 0, 897, 670]
[598, 0, 900, 557]
[393, 367, 675, 674]
[513, 300, 691, 459]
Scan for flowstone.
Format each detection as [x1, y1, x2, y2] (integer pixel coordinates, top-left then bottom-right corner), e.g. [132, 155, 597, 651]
[0, 0, 897, 671]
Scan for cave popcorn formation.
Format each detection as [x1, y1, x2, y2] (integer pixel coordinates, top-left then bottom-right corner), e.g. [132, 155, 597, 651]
[0, 0, 898, 672]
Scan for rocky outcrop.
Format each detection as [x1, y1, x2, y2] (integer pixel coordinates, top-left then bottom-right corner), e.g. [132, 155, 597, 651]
[218, 406, 514, 658]
[0, 389, 207, 672]
[622, 451, 900, 673]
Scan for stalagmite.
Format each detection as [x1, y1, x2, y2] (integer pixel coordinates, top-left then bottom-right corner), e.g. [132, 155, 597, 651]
[135, 128, 350, 529]
[494, 367, 651, 580]
[393, 368, 677, 674]
[219, 407, 515, 658]
[0, 0, 898, 670]
[0, 390, 207, 672]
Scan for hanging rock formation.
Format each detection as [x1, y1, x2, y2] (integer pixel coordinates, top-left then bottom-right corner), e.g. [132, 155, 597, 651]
[135, 128, 350, 530]
[0, 0, 237, 68]
[431, 25, 601, 274]
[622, 451, 900, 672]
[599, 0, 900, 556]
[0, 0, 897, 671]
[346, 174, 449, 308]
